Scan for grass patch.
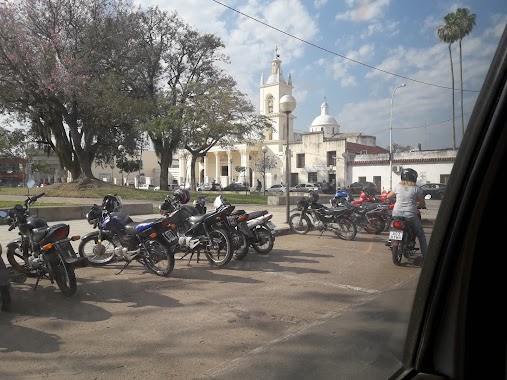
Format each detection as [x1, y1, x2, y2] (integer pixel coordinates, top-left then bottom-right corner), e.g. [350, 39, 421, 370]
[0, 178, 271, 205]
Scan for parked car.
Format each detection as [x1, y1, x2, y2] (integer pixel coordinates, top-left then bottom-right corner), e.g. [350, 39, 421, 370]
[266, 184, 287, 193]
[221, 182, 249, 191]
[347, 181, 378, 195]
[196, 182, 222, 191]
[289, 183, 322, 193]
[420, 183, 446, 199]
[138, 183, 156, 190]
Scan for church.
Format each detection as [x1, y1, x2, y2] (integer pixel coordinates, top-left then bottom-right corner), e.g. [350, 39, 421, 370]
[177, 49, 388, 191]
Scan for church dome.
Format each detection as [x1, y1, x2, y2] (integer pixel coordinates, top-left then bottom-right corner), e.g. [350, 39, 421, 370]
[310, 99, 340, 137]
[311, 114, 339, 127]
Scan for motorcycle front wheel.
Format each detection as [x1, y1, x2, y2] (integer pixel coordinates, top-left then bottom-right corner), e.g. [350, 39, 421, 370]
[333, 218, 357, 240]
[363, 218, 386, 234]
[205, 228, 233, 267]
[49, 256, 77, 297]
[289, 213, 311, 234]
[143, 239, 175, 277]
[78, 235, 116, 265]
[6, 244, 38, 277]
[251, 226, 275, 254]
[232, 231, 250, 260]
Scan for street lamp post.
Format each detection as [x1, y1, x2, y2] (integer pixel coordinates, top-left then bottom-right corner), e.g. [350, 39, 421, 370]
[261, 145, 268, 195]
[389, 83, 406, 190]
[118, 144, 125, 186]
[280, 94, 296, 224]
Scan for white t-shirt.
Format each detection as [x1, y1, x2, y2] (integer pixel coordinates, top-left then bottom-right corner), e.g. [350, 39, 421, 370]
[392, 184, 423, 218]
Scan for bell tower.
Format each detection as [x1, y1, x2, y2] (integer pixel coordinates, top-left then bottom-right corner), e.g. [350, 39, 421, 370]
[259, 46, 294, 142]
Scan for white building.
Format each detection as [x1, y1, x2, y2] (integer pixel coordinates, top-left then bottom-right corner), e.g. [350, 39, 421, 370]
[89, 50, 458, 191]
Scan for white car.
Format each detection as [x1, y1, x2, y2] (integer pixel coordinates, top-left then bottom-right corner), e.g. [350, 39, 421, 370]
[138, 183, 156, 190]
[289, 183, 322, 193]
[266, 184, 287, 193]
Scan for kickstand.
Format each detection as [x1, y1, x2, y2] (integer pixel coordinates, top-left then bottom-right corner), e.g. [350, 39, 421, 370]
[116, 260, 130, 275]
[34, 274, 43, 291]
[318, 229, 325, 239]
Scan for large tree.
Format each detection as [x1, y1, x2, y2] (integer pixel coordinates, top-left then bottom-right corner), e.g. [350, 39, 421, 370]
[437, 13, 460, 150]
[179, 75, 272, 190]
[453, 8, 477, 137]
[0, 0, 149, 181]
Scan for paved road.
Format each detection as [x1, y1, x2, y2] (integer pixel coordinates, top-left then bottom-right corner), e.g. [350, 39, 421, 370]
[0, 195, 438, 379]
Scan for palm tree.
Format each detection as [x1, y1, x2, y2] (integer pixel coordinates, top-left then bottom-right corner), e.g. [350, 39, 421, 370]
[437, 13, 459, 149]
[454, 8, 477, 137]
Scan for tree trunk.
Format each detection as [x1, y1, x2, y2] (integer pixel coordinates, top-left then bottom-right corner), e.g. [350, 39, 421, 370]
[448, 43, 456, 150]
[459, 39, 465, 140]
[190, 155, 198, 191]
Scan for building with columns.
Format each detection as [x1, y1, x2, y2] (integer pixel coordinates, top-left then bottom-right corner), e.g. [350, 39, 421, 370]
[177, 49, 387, 191]
[83, 49, 457, 191]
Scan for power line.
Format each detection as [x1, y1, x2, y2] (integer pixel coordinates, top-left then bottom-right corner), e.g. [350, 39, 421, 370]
[211, 0, 480, 93]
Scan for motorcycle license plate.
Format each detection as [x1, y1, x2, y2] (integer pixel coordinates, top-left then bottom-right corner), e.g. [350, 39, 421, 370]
[389, 230, 403, 240]
[227, 216, 237, 227]
[163, 230, 178, 243]
[266, 221, 276, 233]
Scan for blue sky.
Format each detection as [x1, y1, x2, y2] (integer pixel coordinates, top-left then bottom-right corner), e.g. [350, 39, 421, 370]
[140, 0, 507, 150]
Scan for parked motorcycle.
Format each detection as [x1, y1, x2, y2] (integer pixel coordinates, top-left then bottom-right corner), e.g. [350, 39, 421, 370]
[79, 194, 175, 276]
[188, 194, 276, 260]
[158, 190, 235, 267]
[289, 191, 357, 240]
[386, 204, 427, 265]
[5, 192, 85, 297]
[330, 187, 354, 207]
[347, 202, 388, 234]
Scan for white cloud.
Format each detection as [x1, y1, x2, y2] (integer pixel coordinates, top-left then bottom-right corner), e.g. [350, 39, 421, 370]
[335, 0, 392, 22]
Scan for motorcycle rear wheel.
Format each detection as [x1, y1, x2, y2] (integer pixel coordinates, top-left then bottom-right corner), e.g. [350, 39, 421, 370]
[289, 213, 311, 234]
[50, 257, 77, 297]
[251, 226, 275, 254]
[333, 218, 357, 240]
[205, 228, 233, 267]
[143, 239, 175, 277]
[391, 244, 403, 266]
[78, 235, 116, 265]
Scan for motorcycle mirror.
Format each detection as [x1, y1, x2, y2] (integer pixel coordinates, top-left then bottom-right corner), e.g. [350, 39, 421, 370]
[27, 179, 35, 189]
[424, 194, 432, 200]
[0, 210, 7, 218]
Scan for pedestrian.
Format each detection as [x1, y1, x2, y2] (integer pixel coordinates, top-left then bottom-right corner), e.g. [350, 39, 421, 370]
[256, 179, 262, 192]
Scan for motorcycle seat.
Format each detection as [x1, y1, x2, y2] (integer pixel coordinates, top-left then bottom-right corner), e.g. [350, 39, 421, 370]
[247, 210, 269, 219]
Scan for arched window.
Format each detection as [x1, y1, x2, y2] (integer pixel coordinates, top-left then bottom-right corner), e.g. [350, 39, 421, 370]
[268, 96, 274, 113]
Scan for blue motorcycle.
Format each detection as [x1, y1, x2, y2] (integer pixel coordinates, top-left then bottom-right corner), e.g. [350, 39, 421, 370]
[330, 188, 354, 207]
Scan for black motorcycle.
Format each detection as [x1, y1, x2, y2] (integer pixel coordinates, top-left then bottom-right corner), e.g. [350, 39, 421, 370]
[348, 202, 388, 234]
[5, 193, 85, 297]
[159, 192, 234, 267]
[190, 194, 276, 260]
[79, 194, 175, 276]
[289, 191, 357, 240]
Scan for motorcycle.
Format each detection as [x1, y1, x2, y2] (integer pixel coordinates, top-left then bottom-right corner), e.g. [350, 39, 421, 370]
[330, 187, 354, 207]
[347, 202, 389, 234]
[386, 204, 427, 265]
[189, 195, 276, 260]
[289, 191, 357, 240]
[79, 194, 175, 276]
[5, 192, 85, 297]
[159, 193, 235, 266]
